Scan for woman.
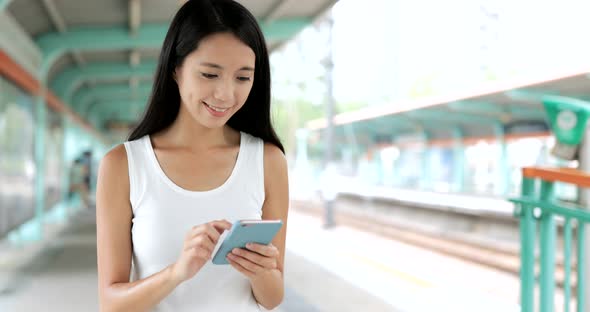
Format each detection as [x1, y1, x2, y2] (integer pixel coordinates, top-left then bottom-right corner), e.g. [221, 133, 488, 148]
[96, 0, 289, 311]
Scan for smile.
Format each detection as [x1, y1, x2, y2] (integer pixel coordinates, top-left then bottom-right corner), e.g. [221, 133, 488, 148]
[202, 101, 230, 112]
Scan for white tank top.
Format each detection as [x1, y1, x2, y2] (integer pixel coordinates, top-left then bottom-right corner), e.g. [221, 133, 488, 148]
[123, 132, 264, 312]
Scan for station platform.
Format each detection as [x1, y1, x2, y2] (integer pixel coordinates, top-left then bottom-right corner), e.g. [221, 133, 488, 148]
[311, 176, 514, 217]
[0, 200, 530, 312]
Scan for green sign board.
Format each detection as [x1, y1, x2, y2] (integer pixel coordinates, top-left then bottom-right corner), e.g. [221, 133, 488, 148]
[543, 95, 590, 160]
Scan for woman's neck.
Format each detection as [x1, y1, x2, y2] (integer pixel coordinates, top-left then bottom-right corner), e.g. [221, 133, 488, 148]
[156, 109, 236, 150]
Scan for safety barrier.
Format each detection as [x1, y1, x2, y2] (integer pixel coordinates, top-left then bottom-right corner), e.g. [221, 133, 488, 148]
[511, 167, 590, 312]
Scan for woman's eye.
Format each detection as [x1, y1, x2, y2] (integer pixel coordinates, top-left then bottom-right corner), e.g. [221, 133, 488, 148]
[237, 77, 251, 82]
[201, 73, 218, 79]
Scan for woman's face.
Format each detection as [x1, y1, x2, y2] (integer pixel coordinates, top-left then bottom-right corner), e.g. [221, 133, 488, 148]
[175, 32, 255, 129]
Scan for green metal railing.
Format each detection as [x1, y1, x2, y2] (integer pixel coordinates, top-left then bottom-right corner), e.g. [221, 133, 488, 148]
[511, 167, 590, 312]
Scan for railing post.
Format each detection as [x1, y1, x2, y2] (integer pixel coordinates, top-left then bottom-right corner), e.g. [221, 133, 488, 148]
[563, 218, 572, 312]
[539, 180, 556, 312]
[520, 177, 536, 312]
[577, 223, 586, 312]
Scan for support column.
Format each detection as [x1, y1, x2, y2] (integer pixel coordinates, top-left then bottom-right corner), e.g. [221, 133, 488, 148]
[578, 126, 590, 312]
[32, 85, 47, 240]
[294, 129, 313, 199]
[420, 131, 432, 190]
[321, 11, 335, 228]
[494, 122, 509, 196]
[372, 145, 383, 186]
[61, 117, 73, 218]
[452, 127, 465, 193]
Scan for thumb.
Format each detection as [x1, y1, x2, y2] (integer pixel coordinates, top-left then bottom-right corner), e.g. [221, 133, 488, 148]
[211, 219, 232, 233]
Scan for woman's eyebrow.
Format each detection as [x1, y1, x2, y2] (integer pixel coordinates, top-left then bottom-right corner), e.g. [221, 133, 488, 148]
[200, 62, 254, 71]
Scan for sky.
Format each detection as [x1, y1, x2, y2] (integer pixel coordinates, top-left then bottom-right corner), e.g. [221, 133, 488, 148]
[271, 0, 590, 106]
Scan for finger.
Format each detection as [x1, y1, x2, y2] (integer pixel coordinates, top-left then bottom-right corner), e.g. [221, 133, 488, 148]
[227, 253, 265, 273]
[191, 224, 222, 243]
[233, 248, 276, 269]
[227, 257, 255, 279]
[185, 236, 216, 253]
[245, 243, 279, 257]
[210, 220, 232, 233]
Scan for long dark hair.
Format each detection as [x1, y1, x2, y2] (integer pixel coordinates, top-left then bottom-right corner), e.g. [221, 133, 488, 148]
[128, 0, 284, 153]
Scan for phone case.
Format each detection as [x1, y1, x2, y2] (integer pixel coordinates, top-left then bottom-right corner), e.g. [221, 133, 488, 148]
[212, 220, 283, 265]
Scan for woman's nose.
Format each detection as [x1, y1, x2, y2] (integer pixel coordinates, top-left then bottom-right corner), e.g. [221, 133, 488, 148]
[213, 79, 233, 102]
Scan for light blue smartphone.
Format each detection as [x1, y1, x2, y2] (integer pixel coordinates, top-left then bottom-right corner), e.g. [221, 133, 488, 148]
[212, 219, 283, 265]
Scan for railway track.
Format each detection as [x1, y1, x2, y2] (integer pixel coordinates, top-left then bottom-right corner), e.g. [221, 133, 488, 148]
[291, 199, 578, 289]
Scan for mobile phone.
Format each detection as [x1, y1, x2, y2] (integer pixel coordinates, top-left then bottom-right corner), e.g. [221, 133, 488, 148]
[211, 219, 283, 265]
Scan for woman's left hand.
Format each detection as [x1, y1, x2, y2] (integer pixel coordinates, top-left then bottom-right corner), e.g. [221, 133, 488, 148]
[226, 243, 280, 280]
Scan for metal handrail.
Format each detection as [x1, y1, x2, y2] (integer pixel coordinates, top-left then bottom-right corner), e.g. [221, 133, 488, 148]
[512, 167, 590, 312]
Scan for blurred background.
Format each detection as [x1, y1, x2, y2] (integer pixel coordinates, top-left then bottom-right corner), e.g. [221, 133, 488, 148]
[1, 0, 590, 311]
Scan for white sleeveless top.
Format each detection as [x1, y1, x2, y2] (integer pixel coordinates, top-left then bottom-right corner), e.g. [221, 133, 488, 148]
[124, 132, 264, 312]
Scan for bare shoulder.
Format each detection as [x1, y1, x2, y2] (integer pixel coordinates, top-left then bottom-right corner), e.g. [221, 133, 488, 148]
[97, 144, 130, 198]
[262, 143, 289, 220]
[263, 143, 287, 172]
[99, 144, 128, 176]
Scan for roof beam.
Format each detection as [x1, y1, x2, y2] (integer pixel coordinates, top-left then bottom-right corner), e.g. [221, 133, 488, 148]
[50, 61, 157, 102]
[73, 82, 152, 113]
[263, 0, 289, 23]
[504, 89, 561, 103]
[40, 0, 86, 66]
[37, 24, 167, 77]
[448, 101, 546, 120]
[406, 109, 503, 124]
[0, 11, 42, 75]
[87, 99, 148, 127]
[38, 19, 308, 70]
[128, 0, 141, 87]
[129, 49, 141, 89]
[129, 0, 141, 36]
[37, 19, 310, 76]
[129, 51, 141, 67]
[40, 0, 66, 32]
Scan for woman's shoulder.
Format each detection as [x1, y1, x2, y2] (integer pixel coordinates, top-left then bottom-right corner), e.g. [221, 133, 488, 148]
[99, 144, 129, 177]
[263, 143, 287, 175]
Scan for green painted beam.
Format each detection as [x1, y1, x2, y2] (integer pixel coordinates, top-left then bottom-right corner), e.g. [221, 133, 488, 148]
[259, 18, 311, 42]
[37, 24, 167, 77]
[406, 109, 501, 124]
[38, 19, 311, 77]
[505, 89, 560, 102]
[86, 96, 149, 123]
[0, 0, 12, 11]
[88, 99, 148, 128]
[449, 101, 546, 120]
[51, 61, 158, 102]
[72, 82, 153, 112]
[449, 101, 506, 115]
[508, 106, 547, 120]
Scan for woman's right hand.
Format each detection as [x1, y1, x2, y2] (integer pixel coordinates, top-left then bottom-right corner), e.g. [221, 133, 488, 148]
[171, 220, 232, 284]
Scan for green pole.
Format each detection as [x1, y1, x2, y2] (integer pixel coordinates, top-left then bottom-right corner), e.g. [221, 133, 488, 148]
[539, 180, 556, 312]
[520, 177, 536, 312]
[577, 223, 586, 312]
[32, 85, 47, 241]
[563, 218, 572, 312]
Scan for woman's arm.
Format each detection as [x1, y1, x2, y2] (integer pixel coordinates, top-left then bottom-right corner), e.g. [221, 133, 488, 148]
[252, 144, 289, 309]
[96, 145, 181, 312]
[226, 143, 289, 310]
